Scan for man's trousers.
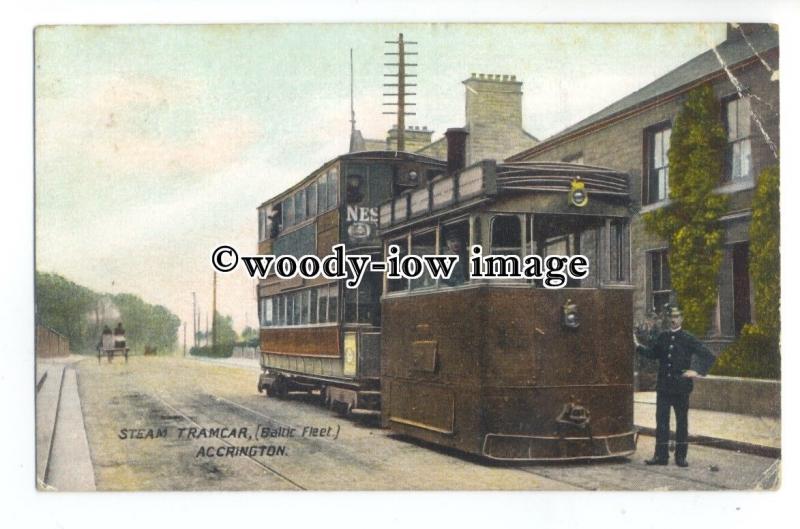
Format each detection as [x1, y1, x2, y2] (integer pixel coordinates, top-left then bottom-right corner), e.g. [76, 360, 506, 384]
[654, 390, 690, 461]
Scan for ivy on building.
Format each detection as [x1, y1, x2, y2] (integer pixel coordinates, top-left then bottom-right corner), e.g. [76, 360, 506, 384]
[713, 164, 780, 379]
[644, 84, 728, 335]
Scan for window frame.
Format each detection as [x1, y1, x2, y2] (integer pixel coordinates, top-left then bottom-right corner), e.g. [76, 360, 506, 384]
[648, 248, 672, 312]
[722, 94, 754, 183]
[643, 121, 672, 205]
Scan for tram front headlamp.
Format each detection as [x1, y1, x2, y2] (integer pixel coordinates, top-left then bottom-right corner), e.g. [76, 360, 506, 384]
[562, 299, 580, 330]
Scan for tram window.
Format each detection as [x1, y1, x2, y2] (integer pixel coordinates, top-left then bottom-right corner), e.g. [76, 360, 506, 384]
[544, 235, 568, 256]
[491, 215, 522, 256]
[266, 297, 273, 326]
[299, 290, 308, 325]
[284, 197, 294, 228]
[328, 285, 339, 322]
[318, 287, 329, 323]
[440, 221, 469, 286]
[307, 182, 317, 218]
[578, 228, 600, 287]
[387, 237, 409, 292]
[309, 288, 318, 324]
[285, 294, 294, 326]
[293, 291, 303, 324]
[411, 231, 436, 290]
[318, 173, 329, 212]
[295, 191, 306, 223]
[328, 169, 339, 209]
[608, 219, 630, 282]
[275, 295, 284, 326]
[267, 204, 281, 238]
[346, 174, 364, 205]
[344, 287, 357, 323]
[345, 273, 380, 324]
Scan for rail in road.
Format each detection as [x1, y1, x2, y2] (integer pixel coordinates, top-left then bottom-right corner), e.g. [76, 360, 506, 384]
[152, 393, 306, 490]
[70, 357, 780, 491]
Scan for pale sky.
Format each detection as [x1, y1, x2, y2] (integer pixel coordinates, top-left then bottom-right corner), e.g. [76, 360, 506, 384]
[34, 23, 727, 337]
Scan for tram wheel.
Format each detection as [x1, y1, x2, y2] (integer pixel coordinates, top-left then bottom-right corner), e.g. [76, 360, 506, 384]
[273, 377, 288, 398]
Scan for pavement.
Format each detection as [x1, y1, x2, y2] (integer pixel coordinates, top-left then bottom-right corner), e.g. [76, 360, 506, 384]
[634, 391, 781, 459]
[36, 356, 97, 491]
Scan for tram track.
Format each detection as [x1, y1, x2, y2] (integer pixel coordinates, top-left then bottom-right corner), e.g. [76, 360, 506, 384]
[152, 392, 306, 491]
[194, 392, 732, 491]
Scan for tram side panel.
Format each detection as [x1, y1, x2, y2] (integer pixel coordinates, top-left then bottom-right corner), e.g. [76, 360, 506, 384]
[381, 286, 635, 459]
[478, 287, 636, 460]
[381, 289, 487, 453]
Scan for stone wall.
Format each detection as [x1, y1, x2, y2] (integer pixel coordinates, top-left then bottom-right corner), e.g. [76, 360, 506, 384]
[691, 375, 780, 417]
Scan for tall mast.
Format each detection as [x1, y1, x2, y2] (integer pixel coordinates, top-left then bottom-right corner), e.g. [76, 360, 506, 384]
[383, 33, 417, 151]
[350, 48, 356, 133]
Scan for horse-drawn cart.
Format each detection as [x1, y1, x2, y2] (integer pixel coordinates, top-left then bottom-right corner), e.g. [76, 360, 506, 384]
[97, 329, 129, 363]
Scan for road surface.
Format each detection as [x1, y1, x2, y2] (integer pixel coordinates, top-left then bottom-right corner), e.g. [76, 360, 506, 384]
[55, 356, 780, 491]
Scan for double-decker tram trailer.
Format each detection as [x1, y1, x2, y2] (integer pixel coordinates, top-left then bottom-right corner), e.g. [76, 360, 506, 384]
[378, 135, 637, 460]
[256, 151, 446, 417]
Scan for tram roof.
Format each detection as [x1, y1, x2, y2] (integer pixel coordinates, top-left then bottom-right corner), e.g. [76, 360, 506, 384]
[378, 160, 630, 233]
[257, 150, 447, 209]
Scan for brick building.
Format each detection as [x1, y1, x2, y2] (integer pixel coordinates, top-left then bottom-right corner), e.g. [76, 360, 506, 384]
[508, 24, 779, 354]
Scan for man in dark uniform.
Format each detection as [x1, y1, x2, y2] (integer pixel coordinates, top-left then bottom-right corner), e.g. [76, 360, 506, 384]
[635, 306, 716, 467]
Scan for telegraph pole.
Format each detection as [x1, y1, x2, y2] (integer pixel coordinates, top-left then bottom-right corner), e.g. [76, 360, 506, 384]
[192, 291, 197, 349]
[383, 33, 417, 151]
[183, 322, 187, 357]
[212, 271, 217, 350]
[350, 48, 356, 134]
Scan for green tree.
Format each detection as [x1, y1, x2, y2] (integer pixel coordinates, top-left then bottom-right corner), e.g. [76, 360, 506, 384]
[35, 271, 181, 354]
[644, 85, 728, 335]
[713, 164, 780, 378]
[35, 272, 98, 351]
[212, 311, 238, 346]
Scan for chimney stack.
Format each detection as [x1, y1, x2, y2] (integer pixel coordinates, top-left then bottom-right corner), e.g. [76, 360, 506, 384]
[445, 128, 468, 175]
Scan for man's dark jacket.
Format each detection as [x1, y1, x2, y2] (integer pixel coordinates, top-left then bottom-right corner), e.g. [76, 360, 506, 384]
[637, 329, 716, 393]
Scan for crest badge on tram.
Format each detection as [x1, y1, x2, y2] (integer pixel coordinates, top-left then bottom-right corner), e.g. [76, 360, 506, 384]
[569, 177, 588, 207]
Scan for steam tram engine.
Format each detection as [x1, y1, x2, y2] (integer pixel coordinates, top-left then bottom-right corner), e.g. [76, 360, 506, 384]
[377, 132, 637, 460]
[256, 151, 446, 417]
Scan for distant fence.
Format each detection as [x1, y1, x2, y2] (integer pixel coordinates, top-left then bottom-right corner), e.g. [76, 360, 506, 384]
[36, 324, 71, 358]
[231, 345, 258, 361]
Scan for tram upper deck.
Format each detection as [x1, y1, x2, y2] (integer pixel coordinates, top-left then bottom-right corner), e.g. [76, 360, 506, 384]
[255, 151, 446, 393]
